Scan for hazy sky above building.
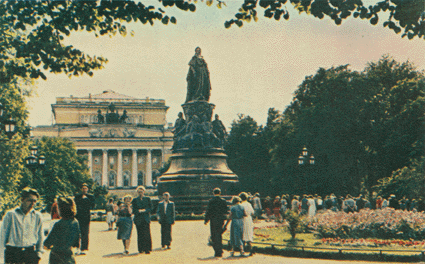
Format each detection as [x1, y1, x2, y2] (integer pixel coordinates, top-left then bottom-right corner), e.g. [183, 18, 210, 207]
[28, 1, 425, 129]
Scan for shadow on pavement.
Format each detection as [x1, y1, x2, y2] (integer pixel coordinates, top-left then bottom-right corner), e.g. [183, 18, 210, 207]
[197, 256, 220, 261]
[102, 252, 139, 258]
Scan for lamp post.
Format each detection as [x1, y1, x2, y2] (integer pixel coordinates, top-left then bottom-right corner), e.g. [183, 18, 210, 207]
[0, 102, 17, 140]
[25, 146, 46, 181]
[298, 146, 315, 194]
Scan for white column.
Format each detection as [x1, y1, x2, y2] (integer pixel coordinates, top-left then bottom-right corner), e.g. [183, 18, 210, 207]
[102, 149, 108, 186]
[117, 149, 123, 187]
[88, 149, 93, 177]
[146, 149, 153, 187]
[132, 149, 138, 187]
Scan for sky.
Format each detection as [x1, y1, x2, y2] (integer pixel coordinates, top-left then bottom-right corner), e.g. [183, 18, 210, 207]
[27, 1, 425, 130]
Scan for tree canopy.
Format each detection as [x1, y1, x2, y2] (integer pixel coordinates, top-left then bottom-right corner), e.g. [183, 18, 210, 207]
[227, 56, 425, 197]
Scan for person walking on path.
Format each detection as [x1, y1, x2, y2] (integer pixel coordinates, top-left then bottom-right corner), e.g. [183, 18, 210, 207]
[239, 192, 254, 256]
[224, 196, 246, 257]
[204, 188, 228, 258]
[74, 183, 95, 255]
[105, 198, 115, 231]
[0, 187, 44, 264]
[131, 186, 152, 254]
[116, 195, 133, 255]
[252, 193, 262, 222]
[157, 192, 175, 250]
[43, 197, 80, 264]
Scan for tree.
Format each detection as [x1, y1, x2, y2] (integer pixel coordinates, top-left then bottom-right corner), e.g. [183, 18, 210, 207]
[226, 114, 273, 194]
[225, 0, 425, 40]
[269, 56, 425, 195]
[373, 156, 425, 200]
[26, 136, 96, 211]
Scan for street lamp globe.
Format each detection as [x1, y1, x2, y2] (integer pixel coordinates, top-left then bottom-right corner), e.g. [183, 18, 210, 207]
[38, 155, 46, 166]
[4, 118, 17, 139]
[25, 155, 38, 166]
[310, 155, 315, 165]
[302, 146, 308, 157]
[298, 155, 305, 165]
[30, 145, 38, 156]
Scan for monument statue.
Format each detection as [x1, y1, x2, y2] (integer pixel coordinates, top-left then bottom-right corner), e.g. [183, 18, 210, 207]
[120, 109, 129, 123]
[212, 114, 227, 143]
[158, 47, 239, 214]
[106, 103, 120, 124]
[97, 109, 105, 124]
[185, 47, 211, 103]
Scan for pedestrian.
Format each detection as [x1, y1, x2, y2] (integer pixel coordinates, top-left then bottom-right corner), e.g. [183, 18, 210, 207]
[51, 198, 60, 220]
[0, 187, 44, 264]
[74, 183, 95, 255]
[344, 194, 356, 213]
[301, 195, 309, 215]
[43, 197, 80, 264]
[106, 198, 115, 231]
[291, 195, 300, 213]
[307, 195, 316, 217]
[272, 196, 281, 222]
[204, 188, 228, 258]
[157, 192, 175, 250]
[252, 193, 262, 222]
[117, 195, 133, 255]
[224, 196, 245, 257]
[264, 196, 272, 222]
[113, 200, 119, 230]
[132, 185, 152, 254]
[239, 192, 254, 256]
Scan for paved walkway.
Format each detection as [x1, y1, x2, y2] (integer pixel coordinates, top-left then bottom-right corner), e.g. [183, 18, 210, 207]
[28, 220, 405, 264]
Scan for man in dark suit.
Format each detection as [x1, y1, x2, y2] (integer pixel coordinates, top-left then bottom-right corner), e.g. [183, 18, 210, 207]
[204, 188, 228, 258]
[74, 183, 95, 255]
[132, 185, 153, 254]
[157, 192, 175, 249]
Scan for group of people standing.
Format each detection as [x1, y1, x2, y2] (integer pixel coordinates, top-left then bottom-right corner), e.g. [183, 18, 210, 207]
[204, 188, 255, 258]
[103, 185, 176, 255]
[0, 184, 175, 264]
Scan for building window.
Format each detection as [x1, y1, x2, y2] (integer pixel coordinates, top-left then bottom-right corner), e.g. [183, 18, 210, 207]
[108, 171, 116, 188]
[138, 157, 144, 164]
[94, 171, 102, 185]
[94, 157, 100, 165]
[123, 157, 130, 165]
[109, 157, 115, 165]
[138, 171, 144, 186]
[153, 157, 158, 165]
[123, 170, 131, 187]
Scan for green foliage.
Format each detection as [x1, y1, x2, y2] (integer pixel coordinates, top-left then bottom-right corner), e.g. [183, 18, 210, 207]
[268, 55, 425, 195]
[225, 113, 274, 194]
[284, 210, 302, 239]
[29, 137, 94, 210]
[373, 156, 425, 201]
[224, 0, 425, 40]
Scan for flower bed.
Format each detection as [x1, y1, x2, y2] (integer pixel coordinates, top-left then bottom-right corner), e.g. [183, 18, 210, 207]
[303, 208, 425, 240]
[318, 238, 425, 248]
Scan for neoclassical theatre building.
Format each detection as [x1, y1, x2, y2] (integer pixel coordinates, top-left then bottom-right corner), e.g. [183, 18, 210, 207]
[32, 90, 174, 191]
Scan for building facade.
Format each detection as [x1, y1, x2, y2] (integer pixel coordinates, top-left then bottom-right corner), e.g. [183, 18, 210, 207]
[32, 90, 174, 190]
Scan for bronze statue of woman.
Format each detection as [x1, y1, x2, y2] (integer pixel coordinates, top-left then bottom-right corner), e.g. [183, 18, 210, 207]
[185, 47, 211, 103]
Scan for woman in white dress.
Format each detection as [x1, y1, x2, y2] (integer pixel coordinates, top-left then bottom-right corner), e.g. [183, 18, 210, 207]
[239, 192, 254, 256]
[307, 195, 316, 217]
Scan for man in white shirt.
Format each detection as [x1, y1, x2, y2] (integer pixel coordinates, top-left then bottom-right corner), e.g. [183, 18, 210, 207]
[0, 187, 43, 264]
